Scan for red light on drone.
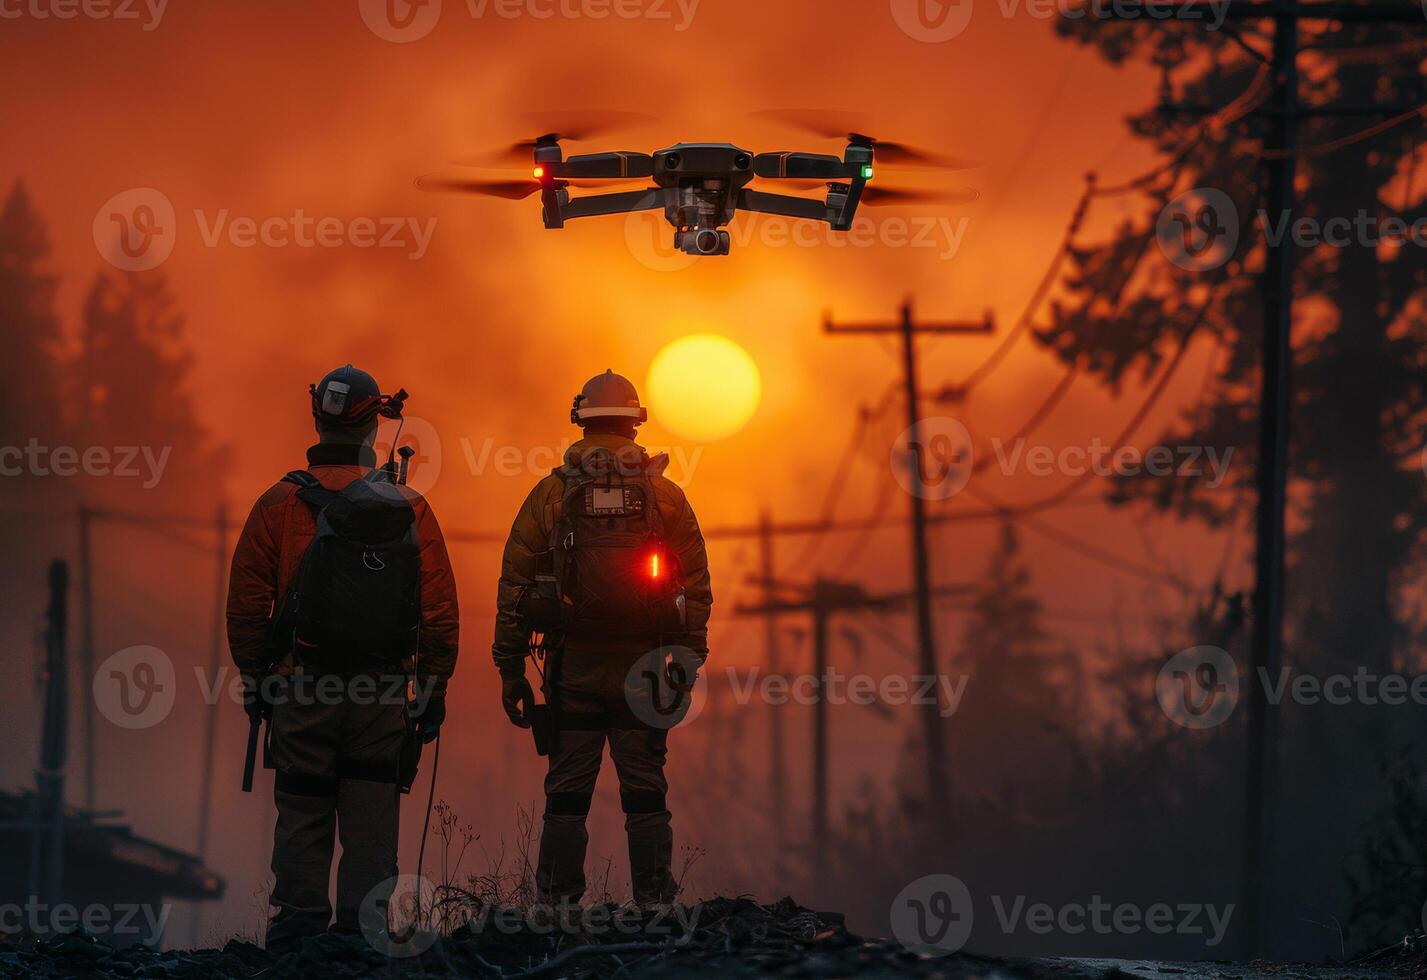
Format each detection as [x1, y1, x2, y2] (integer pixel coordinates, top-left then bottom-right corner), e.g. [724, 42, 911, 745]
[533, 166, 546, 179]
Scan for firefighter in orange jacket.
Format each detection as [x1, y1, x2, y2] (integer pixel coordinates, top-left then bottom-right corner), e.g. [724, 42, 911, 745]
[226, 365, 459, 952]
[493, 370, 712, 905]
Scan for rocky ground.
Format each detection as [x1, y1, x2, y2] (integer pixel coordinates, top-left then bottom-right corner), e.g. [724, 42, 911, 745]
[0, 897, 1417, 979]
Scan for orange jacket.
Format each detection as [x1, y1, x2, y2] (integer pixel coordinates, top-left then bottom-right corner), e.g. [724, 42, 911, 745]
[226, 443, 460, 693]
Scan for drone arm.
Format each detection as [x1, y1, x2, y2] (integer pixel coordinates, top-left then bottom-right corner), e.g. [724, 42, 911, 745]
[736, 189, 834, 224]
[555, 188, 663, 222]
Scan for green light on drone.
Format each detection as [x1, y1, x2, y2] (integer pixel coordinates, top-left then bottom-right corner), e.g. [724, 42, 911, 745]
[861, 165, 875, 180]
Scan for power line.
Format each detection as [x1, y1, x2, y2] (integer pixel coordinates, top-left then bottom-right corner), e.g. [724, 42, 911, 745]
[935, 282, 1219, 523]
[1260, 100, 1427, 159]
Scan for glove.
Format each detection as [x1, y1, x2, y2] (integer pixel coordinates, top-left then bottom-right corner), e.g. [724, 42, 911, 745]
[502, 675, 534, 729]
[412, 694, 446, 744]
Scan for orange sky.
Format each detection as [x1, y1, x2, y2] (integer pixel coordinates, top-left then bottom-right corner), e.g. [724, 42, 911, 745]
[2, 0, 1246, 941]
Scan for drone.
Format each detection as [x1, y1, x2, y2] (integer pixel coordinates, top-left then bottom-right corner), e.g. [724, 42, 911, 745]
[417, 111, 978, 256]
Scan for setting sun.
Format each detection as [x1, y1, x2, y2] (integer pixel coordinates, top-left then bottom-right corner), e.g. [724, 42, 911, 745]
[646, 334, 762, 442]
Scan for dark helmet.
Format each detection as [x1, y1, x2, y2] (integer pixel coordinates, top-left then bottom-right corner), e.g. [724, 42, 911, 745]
[310, 364, 407, 427]
[570, 369, 647, 427]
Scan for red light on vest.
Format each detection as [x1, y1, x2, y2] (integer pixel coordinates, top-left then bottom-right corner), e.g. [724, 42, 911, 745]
[649, 552, 662, 580]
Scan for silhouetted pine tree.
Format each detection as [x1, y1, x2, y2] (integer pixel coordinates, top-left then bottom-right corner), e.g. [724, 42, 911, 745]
[72, 268, 219, 511]
[1050, 9, 1427, 955]
[0, 181, 65, 470]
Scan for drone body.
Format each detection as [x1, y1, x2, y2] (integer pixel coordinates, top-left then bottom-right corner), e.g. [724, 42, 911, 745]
[530, 137, 874, 255]
[417, 113, 975, 257]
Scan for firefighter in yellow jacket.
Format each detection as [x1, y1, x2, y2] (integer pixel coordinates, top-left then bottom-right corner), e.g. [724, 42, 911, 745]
[493, 370, 712, 905]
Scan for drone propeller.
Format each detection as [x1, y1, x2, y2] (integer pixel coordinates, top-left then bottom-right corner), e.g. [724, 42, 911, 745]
[858, 138, 980, 171]
[861, 185, 980, 207]
[415, 173, 544, 199]
[750, 108, 875, 140]
[770, 177, 979, 207]
[750, 109, 980, 171]
[459, 110, 657, 166]
[414, 170, 646, 200]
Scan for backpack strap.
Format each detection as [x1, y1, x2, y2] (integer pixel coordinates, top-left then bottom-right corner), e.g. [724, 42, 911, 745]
[283, 469, 322, 490]
[282, 469, 339, 511]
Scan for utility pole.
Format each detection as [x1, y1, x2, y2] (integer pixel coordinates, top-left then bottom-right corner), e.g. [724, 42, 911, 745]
[822, 298, 993, 830]
[757, 510, 786, 844]
[735, 579, 975, 892]
[196, 503, 229, 861]
[77, 504, 95, 812]
[191, 503, 229, 947]
[31, 560, 69, 908]
[1098, 0, 1427, 955]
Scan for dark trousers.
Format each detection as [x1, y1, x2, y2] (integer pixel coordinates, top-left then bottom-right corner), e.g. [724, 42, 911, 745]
[265, 677, 407, 951]
[534, 648, 679, 905]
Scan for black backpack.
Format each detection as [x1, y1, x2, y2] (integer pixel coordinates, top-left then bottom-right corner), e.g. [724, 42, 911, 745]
[549, 447, 685, 639]
[269, 469, 421, 672]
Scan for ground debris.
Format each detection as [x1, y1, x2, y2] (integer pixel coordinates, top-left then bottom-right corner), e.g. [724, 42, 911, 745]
[1, 899, 1409, 979]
